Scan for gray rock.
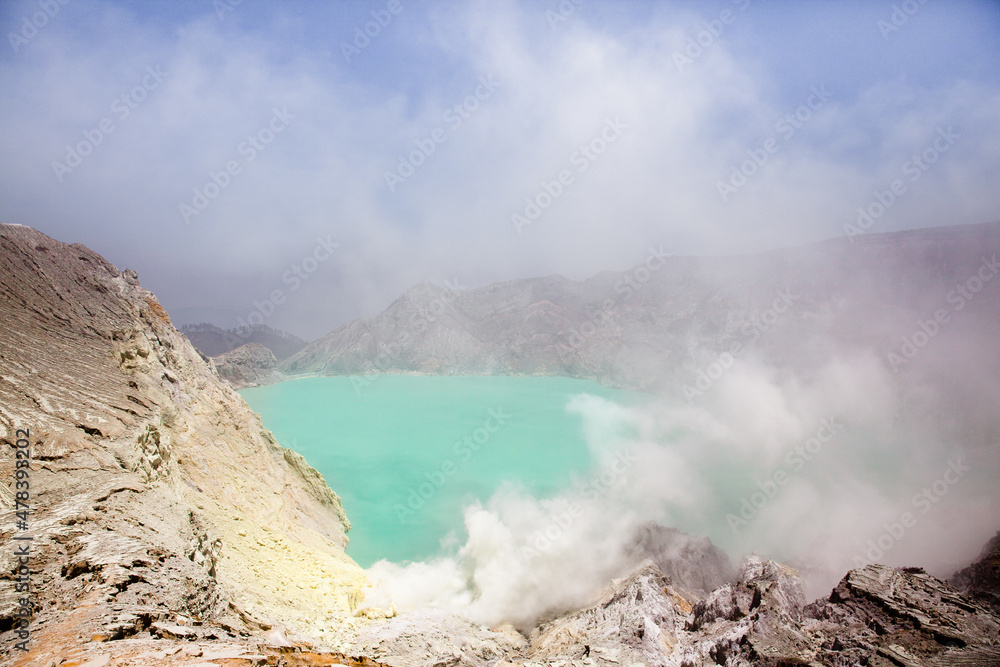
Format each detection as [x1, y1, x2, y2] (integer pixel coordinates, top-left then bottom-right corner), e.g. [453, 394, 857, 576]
[212, 342, 284, 388]
[351, 608, 527, 667]
[625, 523, 735, 600]
[529, 562, 687, 667]
[950, 530, 1000, 616]
[804, 563, 1000, 666]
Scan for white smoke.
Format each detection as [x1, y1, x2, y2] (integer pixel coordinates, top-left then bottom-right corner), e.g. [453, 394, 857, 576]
[361, 350, 1000, 624]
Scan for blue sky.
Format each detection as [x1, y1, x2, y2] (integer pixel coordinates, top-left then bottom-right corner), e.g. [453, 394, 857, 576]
[2, 0, 999, 338]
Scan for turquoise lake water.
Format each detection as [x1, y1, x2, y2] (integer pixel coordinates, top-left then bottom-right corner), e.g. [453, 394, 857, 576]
[240, 375, 641, 566]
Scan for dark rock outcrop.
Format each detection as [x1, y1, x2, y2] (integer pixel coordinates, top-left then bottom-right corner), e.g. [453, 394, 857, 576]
[804, 564, 1000, 666]
[951, 531, 1000, 616]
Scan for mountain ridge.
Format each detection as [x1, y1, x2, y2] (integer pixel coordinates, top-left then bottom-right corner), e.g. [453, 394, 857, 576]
[276, 221, 1000, 398]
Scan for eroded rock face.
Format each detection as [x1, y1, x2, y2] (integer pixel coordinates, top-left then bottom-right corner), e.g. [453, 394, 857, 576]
[529, 563, 690, 667]
[805, 564, 1000, 666]
[673, 555, 813, 666]
[0, 224, 366, 663]
[540, 554, 1000, 667]
[211, 342, 284, 389]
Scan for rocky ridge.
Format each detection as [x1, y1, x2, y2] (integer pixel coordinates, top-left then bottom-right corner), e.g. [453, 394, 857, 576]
[950, 531, 1000, 617]
[524, 553, 1000, 667]
[279, 222, 1000, 399]
[180, 323, 307, 361]
[0, 224, 371, 663]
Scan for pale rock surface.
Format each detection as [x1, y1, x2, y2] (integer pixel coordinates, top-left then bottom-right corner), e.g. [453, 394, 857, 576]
[211, 343, 284, 389]
[0, 223, 367, 663]
[528, 563, 690, 667]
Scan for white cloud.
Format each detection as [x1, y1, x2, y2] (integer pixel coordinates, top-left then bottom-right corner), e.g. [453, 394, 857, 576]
[1, 1, 998, 341]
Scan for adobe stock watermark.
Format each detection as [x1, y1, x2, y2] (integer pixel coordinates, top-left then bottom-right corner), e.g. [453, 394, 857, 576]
[887, 254, 998, 373]
[8, 0, 70, 53]
[683, 287, 799, 402]
[673, 0, 751, 73]
[511, 117, 627, 235]
[178, 106, 293, 224]
[351, 278, 467, 394]
[727, 417, 844, 533]
[340, 0, 403, 63]
[518, 447, 638, 564]
[213, 0, 243, 21]
[234, 235, 339, 332]
[556, 245, 671, 355]
[51, 65, 168, 182]
[385, 75, 500, 192]
[843, 126, 959, 242]
[850, 456, 969, 568]
[717, 85, 832, 202]
[545, 0, 586, 30]
[877, 0, 929, 40]
[393, 407, 511, 523]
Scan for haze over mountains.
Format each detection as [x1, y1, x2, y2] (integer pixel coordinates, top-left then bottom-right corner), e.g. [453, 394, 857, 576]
[273, 221, 1000, 401]
[181, 323, 306, 360]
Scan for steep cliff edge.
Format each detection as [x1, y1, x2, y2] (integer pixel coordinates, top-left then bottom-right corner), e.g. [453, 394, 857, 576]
[0, 223, 365, 664]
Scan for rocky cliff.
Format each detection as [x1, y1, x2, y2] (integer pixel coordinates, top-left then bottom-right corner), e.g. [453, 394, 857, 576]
[0, 223, 369, 664]
[527, 554, 1000, 666]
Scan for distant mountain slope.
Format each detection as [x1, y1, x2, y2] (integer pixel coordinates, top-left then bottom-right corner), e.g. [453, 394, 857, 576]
[281, 222, 1000, 398]
[180, 322, 306, 360]
[213, 342, 283, 389]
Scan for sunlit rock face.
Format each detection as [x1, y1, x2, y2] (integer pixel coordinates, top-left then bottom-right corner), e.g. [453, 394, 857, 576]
[528, 556, 1000, 667]
[0, 223, 367, 660]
